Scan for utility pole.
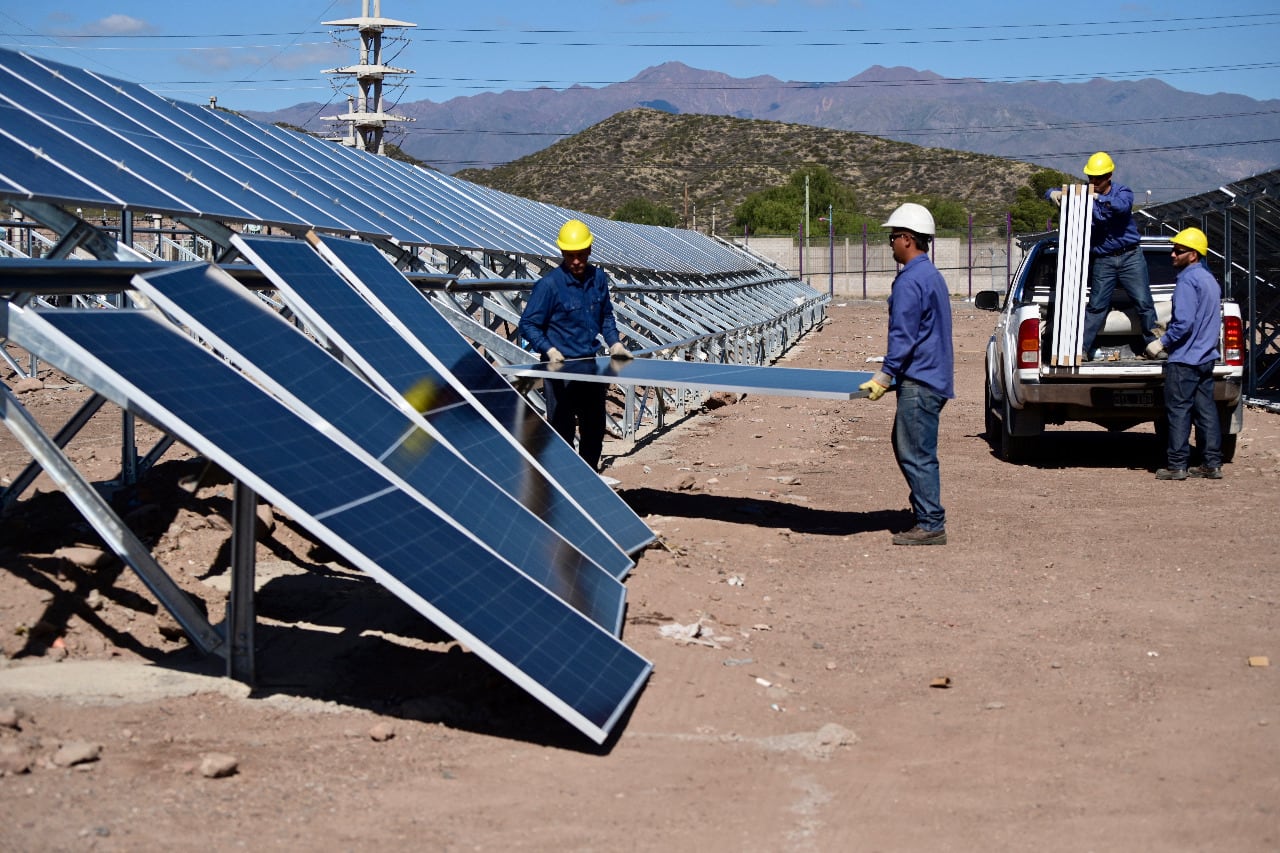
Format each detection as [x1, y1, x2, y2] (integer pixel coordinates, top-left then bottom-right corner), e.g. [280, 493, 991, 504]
[323, 0, 415, 155]
[804, 174, 810, 285]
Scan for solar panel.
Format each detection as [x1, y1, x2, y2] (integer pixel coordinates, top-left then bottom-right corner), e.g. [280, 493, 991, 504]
[499, 357, 877, 400]
[308, 233, 656, 557]
[132, 263, 628, 636]
[6, 303, 650, 744]
[229, 234, 637, 578]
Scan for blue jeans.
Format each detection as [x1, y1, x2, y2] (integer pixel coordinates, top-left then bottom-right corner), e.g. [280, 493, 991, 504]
[1081, 248, 1157, 354]
[892, 380, 947, 532]
[1164, 360, 1221, 470]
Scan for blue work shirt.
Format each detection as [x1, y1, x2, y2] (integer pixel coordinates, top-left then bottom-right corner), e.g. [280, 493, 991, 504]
[519, 262, 621, 359]
[1089, 181, 1141, 256]
[1161, 261, 1222, 367]
[883, 254, 955, 398]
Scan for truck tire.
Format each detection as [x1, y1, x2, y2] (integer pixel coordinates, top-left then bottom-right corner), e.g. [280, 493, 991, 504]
[984, 374, 1001, 449]
[1219, 401, 1242, 463]
[1000, 398, 1035, 463]
[1220, 433, 1237, 463]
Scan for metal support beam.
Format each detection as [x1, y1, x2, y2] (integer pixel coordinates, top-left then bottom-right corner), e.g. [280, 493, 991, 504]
[227, 480, 258, 684]
[0, 385, 225, 657]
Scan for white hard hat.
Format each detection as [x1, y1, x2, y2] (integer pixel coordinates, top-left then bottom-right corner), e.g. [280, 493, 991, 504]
[882, 202, 935, 237]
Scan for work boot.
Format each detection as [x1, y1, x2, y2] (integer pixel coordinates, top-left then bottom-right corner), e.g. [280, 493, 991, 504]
[1155, 468, 1188, 480]
[1188, 465, 1223, 479]
[892, 526, 947, 546]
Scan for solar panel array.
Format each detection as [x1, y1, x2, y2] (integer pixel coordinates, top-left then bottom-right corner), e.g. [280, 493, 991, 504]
[0, 46, 846, 743]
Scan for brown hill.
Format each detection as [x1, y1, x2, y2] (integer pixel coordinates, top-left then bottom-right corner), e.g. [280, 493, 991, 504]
[455, 108, 1048, 229]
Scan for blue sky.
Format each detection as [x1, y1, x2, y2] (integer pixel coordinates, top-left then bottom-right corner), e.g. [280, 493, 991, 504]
[0, 1, 1276, 114]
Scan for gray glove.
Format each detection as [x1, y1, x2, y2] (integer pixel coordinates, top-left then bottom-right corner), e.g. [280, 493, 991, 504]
[608, 342, 633, 360]
[1049, 190, 1063, 206]
[1144, 339, 1166, 359]
[546, 347, 565, 363]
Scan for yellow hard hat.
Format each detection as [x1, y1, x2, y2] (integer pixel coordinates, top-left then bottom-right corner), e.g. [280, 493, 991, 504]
[1083, 151, 1115, 177]
[1171, 227, 1209, 257]
[556, 219, 593, 252]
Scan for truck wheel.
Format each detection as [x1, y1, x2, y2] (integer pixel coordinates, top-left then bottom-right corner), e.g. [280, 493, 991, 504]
[984, 375, 1000, 449]
[1220, 433, 1237, 463]
[1000, 398, 1034, 463]
[1218, 402, 1241, 463]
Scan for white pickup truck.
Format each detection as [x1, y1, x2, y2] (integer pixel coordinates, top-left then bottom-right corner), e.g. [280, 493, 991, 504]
[975, 235, 1245, 462]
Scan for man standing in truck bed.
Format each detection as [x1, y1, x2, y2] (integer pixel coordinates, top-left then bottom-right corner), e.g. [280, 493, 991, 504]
[1048, 152, 1160, 360]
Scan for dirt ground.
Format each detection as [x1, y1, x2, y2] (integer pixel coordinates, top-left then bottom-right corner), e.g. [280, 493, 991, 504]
[1, 300, 1277, 852]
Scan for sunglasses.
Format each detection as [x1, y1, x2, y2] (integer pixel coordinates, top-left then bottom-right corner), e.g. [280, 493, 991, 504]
[889, 233, 910, 244]
[1170, 246, 1195, 256]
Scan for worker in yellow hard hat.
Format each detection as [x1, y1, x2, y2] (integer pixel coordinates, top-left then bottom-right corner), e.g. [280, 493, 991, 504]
[518, 219, 632, 471]
[1151, 227, 1225, 480]
[1047, 151, 1159, 360]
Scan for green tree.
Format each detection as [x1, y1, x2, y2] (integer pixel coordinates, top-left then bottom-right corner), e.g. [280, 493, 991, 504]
[1009, 168, 1073, 234]
[734, 165, 870, 235]
[612, 197, 678, 227]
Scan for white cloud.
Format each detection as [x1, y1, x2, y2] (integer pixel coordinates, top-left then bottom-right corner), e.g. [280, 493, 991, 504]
[75, 15, 155, 37]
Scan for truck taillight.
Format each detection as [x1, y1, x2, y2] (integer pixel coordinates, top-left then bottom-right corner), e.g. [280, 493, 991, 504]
[1018, 318, 1040, 368]
[1223, 315, 1244, 366]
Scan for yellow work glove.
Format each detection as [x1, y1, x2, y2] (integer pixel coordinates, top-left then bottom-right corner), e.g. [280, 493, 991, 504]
[859, 371, 892, 401]
[546, 347, 565, 363]
[608, 342, 633, 360]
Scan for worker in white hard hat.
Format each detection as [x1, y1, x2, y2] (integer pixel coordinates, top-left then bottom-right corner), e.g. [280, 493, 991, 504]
[1152, 227, 1224, 481]
[859, 202, 955, 545]
[1047, 151, 1159, 359]
[518, 219, 632, 471]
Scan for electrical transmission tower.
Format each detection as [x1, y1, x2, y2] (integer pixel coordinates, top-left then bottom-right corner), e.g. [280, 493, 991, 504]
[323, 0, 415, 155]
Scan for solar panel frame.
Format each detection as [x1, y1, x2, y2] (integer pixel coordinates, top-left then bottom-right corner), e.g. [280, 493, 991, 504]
[6, 303, 651, 744]
[230, 234, 638, 576]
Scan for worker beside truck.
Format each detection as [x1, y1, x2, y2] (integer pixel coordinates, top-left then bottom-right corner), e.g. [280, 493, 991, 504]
[1153, 227, 1226, 481]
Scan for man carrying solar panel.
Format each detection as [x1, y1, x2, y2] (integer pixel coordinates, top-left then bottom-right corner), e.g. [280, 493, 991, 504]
[859, 203, 955, 546]
[519, 219, 632, 471]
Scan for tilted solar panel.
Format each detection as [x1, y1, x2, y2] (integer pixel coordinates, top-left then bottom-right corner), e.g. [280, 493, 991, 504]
[310, 233, 656, 557]
[500, 356, 876, 400]
[133, 263, 628, 636]
[230, 234, 637, 578]
[6, 303, 650, 744]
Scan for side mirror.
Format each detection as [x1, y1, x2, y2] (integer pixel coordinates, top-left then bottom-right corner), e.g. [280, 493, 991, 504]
[974, 290, 1002, 311]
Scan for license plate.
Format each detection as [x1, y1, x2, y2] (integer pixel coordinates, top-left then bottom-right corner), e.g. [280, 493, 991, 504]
[1113, 390, 1155, 407]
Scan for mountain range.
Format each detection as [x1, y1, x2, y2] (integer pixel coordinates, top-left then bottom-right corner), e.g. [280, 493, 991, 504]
[248, 62, 1280, 204]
